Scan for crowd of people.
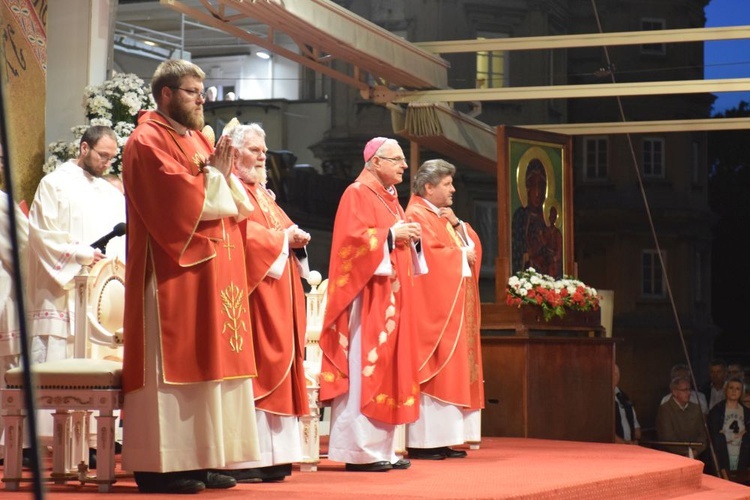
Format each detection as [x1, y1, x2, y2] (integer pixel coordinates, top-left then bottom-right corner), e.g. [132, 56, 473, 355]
[617, 358, 750, 484]
[0, 59, 485, 493]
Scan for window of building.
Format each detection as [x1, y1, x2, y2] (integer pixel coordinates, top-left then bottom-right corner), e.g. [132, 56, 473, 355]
[583, 136, 608, 180]
[476, 32, 508, 88]
[642, 138, 665, 178]
[641, 18, 666, 55]
[642, 250, 666, 298]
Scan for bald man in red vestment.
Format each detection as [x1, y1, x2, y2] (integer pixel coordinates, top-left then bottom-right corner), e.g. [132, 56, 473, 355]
[319, 137, 426, 472]
[121, 59, 259, 494]
[404, 159, 484, 460]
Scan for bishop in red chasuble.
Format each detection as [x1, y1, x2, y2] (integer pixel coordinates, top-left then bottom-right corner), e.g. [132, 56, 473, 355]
[319, 138, 426, 470]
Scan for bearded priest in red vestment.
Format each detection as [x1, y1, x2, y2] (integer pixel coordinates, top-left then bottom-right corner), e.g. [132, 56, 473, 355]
[319, 137, 427, 472]
[404, 159, 484, 461]
[121, 60, 259, 494]
[217, 123, 310, 483]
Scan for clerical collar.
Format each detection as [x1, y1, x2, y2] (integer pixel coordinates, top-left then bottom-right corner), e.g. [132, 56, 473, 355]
[421, 197, 441, 215]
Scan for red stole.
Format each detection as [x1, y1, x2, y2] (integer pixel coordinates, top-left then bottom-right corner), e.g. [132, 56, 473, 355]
[319, 169, 419, 425]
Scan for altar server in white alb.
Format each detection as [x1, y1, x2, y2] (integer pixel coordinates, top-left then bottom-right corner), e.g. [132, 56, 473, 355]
[27, 125, 126, 364]
[0, 158, 29, 461]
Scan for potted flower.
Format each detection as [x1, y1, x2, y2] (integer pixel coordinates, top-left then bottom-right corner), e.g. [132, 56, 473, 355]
[43, 72, 155, 175]
[506, 267, 600, 322]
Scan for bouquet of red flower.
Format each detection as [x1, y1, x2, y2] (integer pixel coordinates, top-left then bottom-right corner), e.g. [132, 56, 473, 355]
[506, 268, 600, 321]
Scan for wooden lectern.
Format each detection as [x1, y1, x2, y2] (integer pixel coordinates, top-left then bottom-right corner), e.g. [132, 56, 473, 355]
[480, 126, 614, 443]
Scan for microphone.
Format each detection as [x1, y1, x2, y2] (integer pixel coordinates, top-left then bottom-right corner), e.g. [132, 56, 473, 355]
[90, 222, 126, 254]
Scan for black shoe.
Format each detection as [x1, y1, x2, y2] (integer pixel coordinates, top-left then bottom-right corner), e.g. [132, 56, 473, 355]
[134, 471, 206, 494]
[345, 461, 393, 472]
[218, 464, 291, 483]
[440, 447, 467, 459]
[216, 468, 263, 483]
[392, 458, 411, 469]
[189, 470, 237, 489]
[259, 463, 292, 482]
[406, 447, 446, 460]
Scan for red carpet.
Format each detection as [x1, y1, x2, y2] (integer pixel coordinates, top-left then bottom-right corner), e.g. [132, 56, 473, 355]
[3, 437, 750, 499]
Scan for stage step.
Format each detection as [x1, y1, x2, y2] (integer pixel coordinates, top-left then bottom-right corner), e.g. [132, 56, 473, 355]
[2, 437, 749, 498]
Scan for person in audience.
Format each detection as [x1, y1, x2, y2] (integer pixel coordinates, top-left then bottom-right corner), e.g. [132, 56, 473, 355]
[728, 363, 745, 381]
[700, 358, 727, 411]
[656, 375, 708, 458]
[121, 59, 259, 494]
[660, 363, 708, 414]
[708, 377, 750, 483]
[319, 137, 425, 472]
[614, 364, 641, 444]
[404, 159, 483, 460]
[26, 125, 126, 465]
[727, 363, 750, 406]
[218, 123, 311, 483]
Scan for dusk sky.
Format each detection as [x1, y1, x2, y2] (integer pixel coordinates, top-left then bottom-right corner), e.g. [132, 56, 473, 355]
[704, 0, 750, 113]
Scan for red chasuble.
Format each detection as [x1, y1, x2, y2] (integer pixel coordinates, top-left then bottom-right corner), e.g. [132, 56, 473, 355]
[405, 195, 484, 410]
[319, 169, 419, 425]
[238, 179, 309, 416]
[121, 111, 256, 393]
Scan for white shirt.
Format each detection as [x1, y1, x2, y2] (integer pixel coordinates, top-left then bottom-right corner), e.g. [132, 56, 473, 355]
[615, 387, 640, 441]
[709, 383, 726, 410]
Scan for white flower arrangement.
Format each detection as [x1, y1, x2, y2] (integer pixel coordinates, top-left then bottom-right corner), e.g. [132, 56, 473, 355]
[43, 72, 155, 175]
[506, 267, 600, 321]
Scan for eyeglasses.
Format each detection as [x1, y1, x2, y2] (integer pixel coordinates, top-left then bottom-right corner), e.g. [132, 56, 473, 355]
[90, 148, 116, 164]
[169, 87, 207, 100]
[377, 156, 407, 165]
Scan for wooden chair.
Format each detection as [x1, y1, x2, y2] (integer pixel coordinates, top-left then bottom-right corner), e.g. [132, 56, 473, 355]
[298, 271, 328, 472]
[2, 257, 125, 492]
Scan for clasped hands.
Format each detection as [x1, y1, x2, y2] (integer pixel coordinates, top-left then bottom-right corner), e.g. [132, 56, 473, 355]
[393, 220, 421, 243]
[286, 225, 311, 249]
[209, 135, 235, 178]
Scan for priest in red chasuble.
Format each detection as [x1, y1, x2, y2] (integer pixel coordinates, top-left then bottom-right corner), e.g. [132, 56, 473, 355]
[218, 123, 310, 483]
[319, 137, 427, 472]
[404, 159, 484, 461]
[121, 59, 259, 494]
